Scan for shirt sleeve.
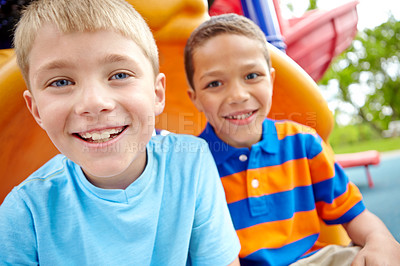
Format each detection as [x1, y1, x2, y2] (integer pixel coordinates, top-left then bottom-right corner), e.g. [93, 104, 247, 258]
[308, 134, 365, 224]
[0, 189, 39, 265]
[188, 142, 240, 266]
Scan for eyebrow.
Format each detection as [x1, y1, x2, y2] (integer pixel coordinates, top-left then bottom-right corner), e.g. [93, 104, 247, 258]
[33, 53, 138, 80]
[35, 60, 72, 74]
[198, 69, 224, 82]
[32, 59, 74, 84]
[198, 62, 261, 81]
[37, 54, 135, 72]
[100, 54, 134, 65]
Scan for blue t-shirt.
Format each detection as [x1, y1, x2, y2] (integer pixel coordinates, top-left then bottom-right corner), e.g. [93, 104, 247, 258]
[0, 134, 240, 265]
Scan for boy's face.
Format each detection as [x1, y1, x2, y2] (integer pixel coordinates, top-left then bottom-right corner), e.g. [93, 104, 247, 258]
[188, 34, 275, 148]
[24, 24, 165, 188]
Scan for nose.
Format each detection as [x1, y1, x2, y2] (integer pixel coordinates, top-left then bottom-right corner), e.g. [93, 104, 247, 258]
[74, 84, 115, 116]
[227, 81, 250, 104]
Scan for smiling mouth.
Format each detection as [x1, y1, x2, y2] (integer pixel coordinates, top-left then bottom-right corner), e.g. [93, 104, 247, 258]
[224, 111, 256, 120]
[75, 126, 127, 143]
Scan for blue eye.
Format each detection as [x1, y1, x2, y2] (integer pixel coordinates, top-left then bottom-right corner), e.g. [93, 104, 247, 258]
[111, 72, 129, 80]
[206, 81, 222, 88]
[50, 79, 73, 87]
[245, 73, 259, 80]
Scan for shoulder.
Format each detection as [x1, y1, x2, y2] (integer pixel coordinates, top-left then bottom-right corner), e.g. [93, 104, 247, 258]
[149, 133, 209, 154]
[269, 119, 324, 156]
[19, 154, 71, 185]
[148, 133, 216, 178]
[1, 154, 77, 217]
[9, 154, 76, 201]
[152, 131, 206, 143]
[273, 119, 317, 137]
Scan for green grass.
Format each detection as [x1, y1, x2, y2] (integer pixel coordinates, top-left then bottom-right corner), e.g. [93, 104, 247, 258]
[332, 136, 400, 154]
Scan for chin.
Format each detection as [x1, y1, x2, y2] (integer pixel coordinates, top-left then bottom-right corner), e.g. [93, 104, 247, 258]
[82, 160, 130, 177]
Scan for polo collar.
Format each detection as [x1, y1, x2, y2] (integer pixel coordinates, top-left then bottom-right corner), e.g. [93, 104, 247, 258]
[258, 118, 280, 154]
[199, 119, 279, 165]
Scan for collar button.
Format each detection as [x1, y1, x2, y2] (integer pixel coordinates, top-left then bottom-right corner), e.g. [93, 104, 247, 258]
[239, 154, 248, 162]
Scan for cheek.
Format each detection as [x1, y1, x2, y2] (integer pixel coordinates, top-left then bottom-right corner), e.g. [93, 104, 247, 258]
[122, 95, 155, 121]
[266, 91, 273, 104]
[200, 95, 219, 112]
[261, 87, 273, 103]
[37, 100, 66, 127]
[41, 112, 66, 135]
[202, 102, 219, 119]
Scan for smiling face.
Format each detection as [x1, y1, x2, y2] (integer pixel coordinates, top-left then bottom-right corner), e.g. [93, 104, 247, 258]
[24, 24, 165, 189]
[188, 34, 275, 148]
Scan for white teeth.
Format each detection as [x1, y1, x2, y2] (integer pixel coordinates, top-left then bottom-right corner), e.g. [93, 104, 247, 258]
[79, 128, 123, 141]
[226, 111, 253, 120]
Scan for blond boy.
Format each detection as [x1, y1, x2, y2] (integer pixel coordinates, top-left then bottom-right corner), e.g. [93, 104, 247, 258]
[0, 1, 240, 265]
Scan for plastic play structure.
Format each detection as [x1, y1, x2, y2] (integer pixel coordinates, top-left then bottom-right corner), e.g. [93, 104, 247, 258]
[336, 150, 381, 188]
[0, 0, 364, 246]
[210, 0, 359, 81]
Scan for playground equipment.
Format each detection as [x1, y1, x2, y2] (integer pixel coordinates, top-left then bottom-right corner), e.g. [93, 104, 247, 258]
[210, 0, 359, 81]
[336, 150, 381, 188]
[0, 0, 356, 245]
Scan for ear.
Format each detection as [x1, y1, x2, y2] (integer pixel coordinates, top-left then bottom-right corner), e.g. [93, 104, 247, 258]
[187, 88, 203, 113]
[154, 73, 166, 115]
[270, 67, 276, 84]
[270, 67, 276, 95]
[23, 90, 44, 129]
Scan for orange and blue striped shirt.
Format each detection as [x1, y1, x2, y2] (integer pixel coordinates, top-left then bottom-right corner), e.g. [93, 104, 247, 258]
[199, 119, 365, 266]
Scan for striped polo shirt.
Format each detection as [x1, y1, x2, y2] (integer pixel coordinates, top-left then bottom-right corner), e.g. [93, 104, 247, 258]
[199, 118, 365, 266]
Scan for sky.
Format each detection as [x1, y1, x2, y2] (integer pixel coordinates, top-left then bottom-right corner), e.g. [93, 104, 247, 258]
[280, 0, 399, 30]
[279, 0, 398, 125]
[354, 0, 399, 30]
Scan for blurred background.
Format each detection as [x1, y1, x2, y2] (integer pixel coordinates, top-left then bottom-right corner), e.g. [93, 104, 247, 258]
[279, 0, 400, 154]
[285, 0, 400, 241]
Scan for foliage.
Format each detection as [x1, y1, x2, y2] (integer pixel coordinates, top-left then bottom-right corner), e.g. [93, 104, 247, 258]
[332, 135, 400, 154]
[306, 0, 317, 11]
[329, 122, 380, 149]
[319, 16, 400, 134]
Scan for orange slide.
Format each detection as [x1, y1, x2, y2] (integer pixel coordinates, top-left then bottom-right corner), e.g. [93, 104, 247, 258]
[0, 0, 346, 244]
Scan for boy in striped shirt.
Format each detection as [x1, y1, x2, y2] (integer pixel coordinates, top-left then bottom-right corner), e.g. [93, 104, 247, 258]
[185, 13, 400, 265]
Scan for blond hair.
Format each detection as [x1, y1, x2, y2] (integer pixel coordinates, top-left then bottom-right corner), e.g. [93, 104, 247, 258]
[184, 13, 272, 90]
[14, 0, 159, 83]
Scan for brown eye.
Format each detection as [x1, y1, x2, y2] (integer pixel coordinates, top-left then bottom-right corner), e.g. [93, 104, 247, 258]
[245, 73, 259, 80]
[206, 80, 222, 88]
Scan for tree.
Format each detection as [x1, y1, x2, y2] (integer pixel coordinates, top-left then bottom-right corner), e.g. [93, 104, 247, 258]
[319, 15, 400, 134]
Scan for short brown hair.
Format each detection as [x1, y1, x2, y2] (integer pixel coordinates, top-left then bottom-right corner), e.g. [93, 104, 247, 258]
[184, 13, 272, 90]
